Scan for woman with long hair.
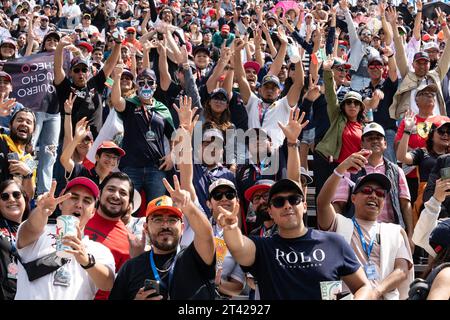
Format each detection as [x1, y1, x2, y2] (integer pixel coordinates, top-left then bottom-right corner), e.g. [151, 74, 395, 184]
[0, 180, 30, 300]
[314, 56, 366, 198]
[397, 114, 450, 226]
[187, 21, 202, 47]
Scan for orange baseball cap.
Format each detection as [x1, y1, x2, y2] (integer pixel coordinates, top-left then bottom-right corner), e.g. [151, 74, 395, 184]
[146, 195, 183, 219]
[96, 141, 126, 157]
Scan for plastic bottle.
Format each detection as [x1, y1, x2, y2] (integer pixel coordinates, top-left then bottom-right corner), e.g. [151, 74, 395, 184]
[287, 39, 301, 64]
[366, 108, 374, 122]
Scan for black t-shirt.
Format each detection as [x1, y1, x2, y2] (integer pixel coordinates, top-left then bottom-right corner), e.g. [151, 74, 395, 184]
[360, 78, 399, 130]
[118, 100, 174, 168]
[68, 162, 101, 186]
[108, 243, 216, 300]
[156, 82, 182, 128]
[118, 10, 132, 21]
[0, 218, 19, 301]
[240, 229, 361, 300]
[411, 148, 439, 182]
[55, 69, 106, 139]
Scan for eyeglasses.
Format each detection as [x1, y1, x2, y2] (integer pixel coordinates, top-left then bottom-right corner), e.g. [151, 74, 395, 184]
[271, 194, 303, 208]
[82, 137, 93, 144]
[368, 64, 383, 70]
[211, 190, 237, 201]
[437, 128, 450, 136]
[356, 186, 386, 198]
[361, 32, 372, 37]
[150, 216, 180, 225]
[73, 67, 88, 73]
[252, 193, 269, 203]
[334, 66, 347, 72]
[345, 99, 360, 105]
[0, 191, 22, 201]
[137, 79, 155, 87]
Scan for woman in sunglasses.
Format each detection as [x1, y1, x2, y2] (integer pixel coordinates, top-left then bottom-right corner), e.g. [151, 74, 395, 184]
[397, 114, 450, 227]
[0, 180, 30, 300]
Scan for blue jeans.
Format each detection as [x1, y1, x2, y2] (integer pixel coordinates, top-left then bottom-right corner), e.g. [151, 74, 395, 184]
[122, 166, 167, 203]
[32, 112, 61, 195]
[384, 129, 397, 164]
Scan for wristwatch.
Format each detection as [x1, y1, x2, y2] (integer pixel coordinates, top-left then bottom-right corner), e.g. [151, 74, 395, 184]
[80, 253, 96, 269]
[287, 140, 301, 148]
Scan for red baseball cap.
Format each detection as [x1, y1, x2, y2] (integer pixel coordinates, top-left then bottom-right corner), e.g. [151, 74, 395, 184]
[244, 179, 275, 202]
[126, 27, 136, 33]
[146, 195, 183, 219]
[429, 115, 450, 129]
[76, 41, 93, 53]
[96, 141, 126, 157]
[64, 177, 99, 199]
[244, 61, 261, 74]
[0, 71, 12, 83]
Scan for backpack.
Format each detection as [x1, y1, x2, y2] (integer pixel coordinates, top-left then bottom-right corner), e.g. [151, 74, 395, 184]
[408, 262, 450, 300]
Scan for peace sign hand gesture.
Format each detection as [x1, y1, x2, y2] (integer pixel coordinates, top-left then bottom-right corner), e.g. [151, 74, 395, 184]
[64, 92, 76, 114]
[304, 77, 321, 102]
[37, 180, 72, 217]
[216, 203, 240, 231]
[278, 108, 309, 143]
[162, 175, 191, 211]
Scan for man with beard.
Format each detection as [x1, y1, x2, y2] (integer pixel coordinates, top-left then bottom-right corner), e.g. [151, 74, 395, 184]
[0, 108, 36, 199]
[108, 176, 216, 300]
[246, 180, 277, 238]
[84, 172, 134, 300]
[111, 66, 175, 203]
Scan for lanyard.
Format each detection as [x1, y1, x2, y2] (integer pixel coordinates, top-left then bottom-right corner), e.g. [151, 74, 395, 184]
[3, 219, 18, 261]
[352, 217, 375, 259]
[257, 101, 269, 126]
[259, 225, 265, 237]
[149, 246, 180, 292]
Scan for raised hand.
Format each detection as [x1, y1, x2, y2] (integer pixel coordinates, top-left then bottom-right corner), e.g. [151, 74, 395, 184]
[416, 0, 422, 12]
[304, 77, 322, 102]
[385, 6, 398, 24]
[112, 63, 124, 79]
[64, 92, 76, 114]
[216, 203, 240, 231]
[173, 95, 199, 133]
[58, 35, 73, 48]
[381, 46, 393, 58]
[36, 180, 72, 216]
[433, 179, 450, 202]
[0, 93, 16, 117]
[128, 230, 146, 258]
[337, 150, 371, 173]
[278, 108, 309, 143]
[162, 175, 191, 210]
[277, 25, 288, 44]
[339, 0, 349, 11]
[322, 55, 335, 71]
[73, 117, 90, 142]
[403, 110, 416, 131]
[234, 37, 246, 51]
[435, 8, 447, 25]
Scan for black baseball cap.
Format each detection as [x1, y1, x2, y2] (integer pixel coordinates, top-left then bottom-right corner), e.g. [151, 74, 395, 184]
[429, 219, 450, 254]
[352, 173, 391, 194]
[268, 179, 304, 201]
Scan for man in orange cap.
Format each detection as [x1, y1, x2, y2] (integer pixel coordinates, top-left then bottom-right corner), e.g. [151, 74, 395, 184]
[109, 175, 216, 300]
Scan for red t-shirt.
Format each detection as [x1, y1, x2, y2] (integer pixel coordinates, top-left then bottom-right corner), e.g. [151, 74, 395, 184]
[85, 212, 130, 300]
[337, 121, 363, 163]
[395, 115, 429, 178]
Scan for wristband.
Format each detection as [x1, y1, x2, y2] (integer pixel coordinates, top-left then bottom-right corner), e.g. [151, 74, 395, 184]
[333, 169, 345, 178]
[287, 140, 301, 148]
[64, 112, 72, 116]
[403, 130, 412, 135]
[387, 53, 394, 58]
[441, 22, 447, 28]
[417, 10, 422, 13]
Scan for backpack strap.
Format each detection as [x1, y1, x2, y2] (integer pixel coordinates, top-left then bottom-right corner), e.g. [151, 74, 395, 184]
[426, 262, 450, 287]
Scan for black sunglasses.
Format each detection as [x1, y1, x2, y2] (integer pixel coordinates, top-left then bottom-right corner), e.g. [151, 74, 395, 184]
[0, 191, 22, 201]
[211, 190, 236, 201]
[127, 31, 135, 35]
[437, 128, 450, 136]
[270, 194, 303, 208]
[73, 67, 88, 73]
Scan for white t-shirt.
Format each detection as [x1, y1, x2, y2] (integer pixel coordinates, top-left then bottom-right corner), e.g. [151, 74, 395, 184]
[15, 224, 115, 300]
[245, 93, 293, 147]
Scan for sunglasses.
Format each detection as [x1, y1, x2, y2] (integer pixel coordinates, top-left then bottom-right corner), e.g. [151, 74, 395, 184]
[368, 64, 383, 70]
[211, 96, 227, 102]
[127, 32, 135, 35]
[345, 99, 360, 105]
[0, 191, 22, 201]
[361, 32, 372, 37]
[356, 186, 386, 198]
[137, 79, 155, 87]
[334, 66, 347, 72]
[270, 194, 303, 208]
[437, 128, 450, 136]
[211, 190, 237, 201]
[252, 193, 269, 203]
[73, 67, 88, 73]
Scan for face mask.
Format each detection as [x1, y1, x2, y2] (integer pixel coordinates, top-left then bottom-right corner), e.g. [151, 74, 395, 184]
[138, 85, 155, 100]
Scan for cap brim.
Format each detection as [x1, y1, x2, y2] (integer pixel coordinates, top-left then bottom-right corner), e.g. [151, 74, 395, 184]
[244, 184, 271, 202]
[262, 80, 282, 88]
[65, 177, 99, 198]
[146, 206, 183, 219]
[353, 173, 391, 194]
[300, 172, 313, 185]
[98, 146, 126, 157]
[268, 179, 304, 201]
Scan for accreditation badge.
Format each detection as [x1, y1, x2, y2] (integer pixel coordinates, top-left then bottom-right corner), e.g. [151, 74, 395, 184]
[7, 262, 18, 280]
[53, 264, 71, 287]
[364, 262, 379, 280]
[145, 130, 156, 141]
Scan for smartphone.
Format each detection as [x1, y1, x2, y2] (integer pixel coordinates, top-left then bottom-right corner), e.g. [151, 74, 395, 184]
[143, 279, 160, 295]
[440, 167, 450, 180]
[7, 152, 19, 161]
[157, 32, 164, 40]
